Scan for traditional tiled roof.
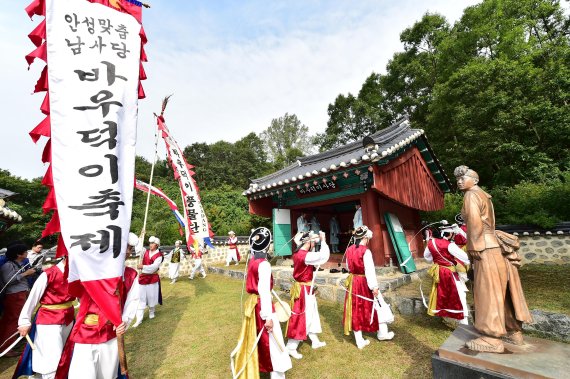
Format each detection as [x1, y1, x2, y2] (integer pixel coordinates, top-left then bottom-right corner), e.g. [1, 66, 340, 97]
[244, 117, 451, 196]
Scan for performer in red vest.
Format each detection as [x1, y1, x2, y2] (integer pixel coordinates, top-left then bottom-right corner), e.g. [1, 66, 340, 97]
[16, 257, 75, 379]
[133, 235, 163, 327]
[226, 231, 241, 266]
[285, 230, 329, 359]
[231, 227, 291, 379]
[343, 226, 394, 349]
[424, 223, 470, 325]
[55, 232, 140, 379]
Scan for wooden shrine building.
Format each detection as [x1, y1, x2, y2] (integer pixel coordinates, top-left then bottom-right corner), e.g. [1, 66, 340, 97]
[243, 117, 452, 268]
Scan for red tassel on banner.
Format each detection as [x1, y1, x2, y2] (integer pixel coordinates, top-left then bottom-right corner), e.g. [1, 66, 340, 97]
[42, 166, 53, 186]
[42, 188, 57, 214]
[56, 234, 68, 259]
[29, 115, 51, 143]
[140, 46, 147, 62]
[41, 139, 51, 163]
[25, 0, 45, 18]
[26, 42, 47, 67]
[138, 83, 146, 99]
[28, 18, 46, 47]
[139, 62, 147, 80]
[139, 26, 148, 44]
[40, 93, 50, 115]
[34, 66, 48, 93]
[42, 211, 61, 237]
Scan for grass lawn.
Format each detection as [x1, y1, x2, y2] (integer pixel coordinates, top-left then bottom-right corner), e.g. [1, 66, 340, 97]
[517, 264, 570, 316]
[394, 263, 570, 317]
[1, 274, 452, 379]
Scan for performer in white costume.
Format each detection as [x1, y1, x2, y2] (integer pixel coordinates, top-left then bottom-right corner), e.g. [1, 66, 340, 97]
[133, 236, 163, 327]
[189, 243, 207, 280]
[165, 240, 184, 284]
[226, 231, 241, 266]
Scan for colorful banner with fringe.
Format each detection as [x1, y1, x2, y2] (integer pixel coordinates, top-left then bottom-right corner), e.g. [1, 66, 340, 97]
[25, 0, 147, 329]
[156, 114, 215, 249]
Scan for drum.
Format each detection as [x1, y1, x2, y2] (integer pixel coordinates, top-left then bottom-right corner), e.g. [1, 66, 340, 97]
[273, 299, 292, 323]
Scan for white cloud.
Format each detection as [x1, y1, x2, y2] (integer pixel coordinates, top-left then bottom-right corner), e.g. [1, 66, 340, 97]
[0, 0, 479, 179]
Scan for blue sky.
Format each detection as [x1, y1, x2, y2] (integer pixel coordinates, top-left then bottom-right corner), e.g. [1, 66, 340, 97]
[0, 0, 480, 179]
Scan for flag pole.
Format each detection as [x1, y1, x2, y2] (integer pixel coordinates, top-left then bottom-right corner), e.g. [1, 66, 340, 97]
[138, 117, 159, 264]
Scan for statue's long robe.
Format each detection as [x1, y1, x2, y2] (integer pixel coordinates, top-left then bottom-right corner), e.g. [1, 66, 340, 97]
[462, 186, 532, 337]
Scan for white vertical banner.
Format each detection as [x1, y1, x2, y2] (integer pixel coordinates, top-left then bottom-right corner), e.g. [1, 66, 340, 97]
[157, 117, 213, 248]
[46, 0, 141, 300]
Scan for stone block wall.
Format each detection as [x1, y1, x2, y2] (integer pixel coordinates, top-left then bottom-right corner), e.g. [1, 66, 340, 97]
[517, 234, 570, 265]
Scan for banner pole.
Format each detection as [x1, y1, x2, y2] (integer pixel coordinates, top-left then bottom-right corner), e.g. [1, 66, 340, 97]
[138, 116, 159, 264]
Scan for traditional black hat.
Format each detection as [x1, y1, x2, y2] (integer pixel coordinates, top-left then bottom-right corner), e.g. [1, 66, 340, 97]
[455, 213, 464, 225]
[353, 225, 372, 239]
[249, 227, 272, 253]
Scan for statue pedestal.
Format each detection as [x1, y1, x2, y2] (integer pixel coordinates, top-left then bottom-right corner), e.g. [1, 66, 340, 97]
[432, 325, 570, 379]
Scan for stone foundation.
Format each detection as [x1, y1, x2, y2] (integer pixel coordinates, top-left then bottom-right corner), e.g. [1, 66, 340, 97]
[517, 234, 570, 265]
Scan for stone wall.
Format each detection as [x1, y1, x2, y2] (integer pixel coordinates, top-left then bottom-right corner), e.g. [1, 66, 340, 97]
[124, 244, 250, 277]
[516, 234, 570, 265]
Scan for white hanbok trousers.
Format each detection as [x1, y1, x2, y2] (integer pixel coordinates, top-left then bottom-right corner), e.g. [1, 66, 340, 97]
[190, 259, 206, 278]
[33, 322, 73, 376]
[168, 262, 180, 280]
[139, 282, 160, 309]
[226, 249, 238, 265]
[68, 338, 118, 379]
[267, 313, 293, 375]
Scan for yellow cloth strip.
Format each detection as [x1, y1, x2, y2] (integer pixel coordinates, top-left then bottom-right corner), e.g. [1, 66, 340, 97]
[342, 273, 364, 336]
[427, 264, 456, 316]
[234, 294, 260, 379]
[40, 301, 74, 310]
[84, 314, 99, 326]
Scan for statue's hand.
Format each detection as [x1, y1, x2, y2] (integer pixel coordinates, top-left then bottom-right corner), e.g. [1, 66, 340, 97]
[469, 250, 482, 261]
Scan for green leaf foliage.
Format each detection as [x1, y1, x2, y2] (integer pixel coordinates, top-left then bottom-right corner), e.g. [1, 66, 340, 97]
[422, 172, 570, 228]
[0, 169, 51, 246]
[316, 0, 570, 188]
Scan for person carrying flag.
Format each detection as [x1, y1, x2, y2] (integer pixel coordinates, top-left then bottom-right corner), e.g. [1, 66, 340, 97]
[133, 236, 163, 327]
[55, 233, 140, 379]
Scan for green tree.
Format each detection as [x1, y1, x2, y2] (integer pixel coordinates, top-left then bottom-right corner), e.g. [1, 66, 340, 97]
[318, 0, 570, 188]
[0, 170, 50, 247]
[260, 113, 313, 168]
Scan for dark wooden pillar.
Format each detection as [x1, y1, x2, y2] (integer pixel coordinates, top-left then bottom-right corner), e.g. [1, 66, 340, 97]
[361, 190, 385, 266]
